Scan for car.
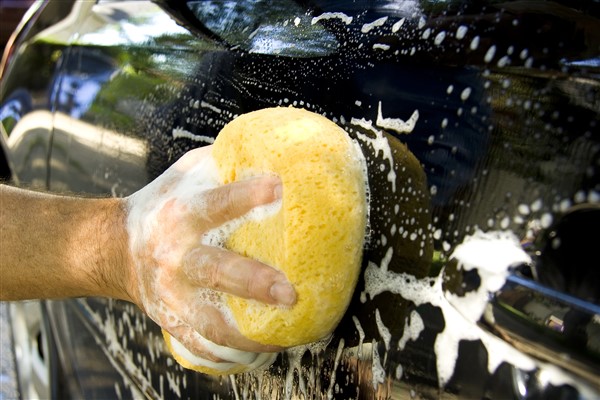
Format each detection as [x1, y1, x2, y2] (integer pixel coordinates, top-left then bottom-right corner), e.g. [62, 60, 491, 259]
[0, 0, 36, 52]
[1, 0, 599, 398]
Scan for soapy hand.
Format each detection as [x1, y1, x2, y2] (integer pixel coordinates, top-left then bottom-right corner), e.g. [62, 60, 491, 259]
[124, 146, 295, 366]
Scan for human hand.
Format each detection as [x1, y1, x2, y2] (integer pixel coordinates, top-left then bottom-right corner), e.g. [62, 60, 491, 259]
[124, 145, 296, 370]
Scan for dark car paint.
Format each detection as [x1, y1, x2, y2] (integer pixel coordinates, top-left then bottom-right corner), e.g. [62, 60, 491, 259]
[0, 0, 36, 52]
[1, 0, 599, 398]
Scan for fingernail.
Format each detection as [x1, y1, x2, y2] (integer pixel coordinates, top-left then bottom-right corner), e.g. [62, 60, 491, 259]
[274, 182, 283, 200]
[270, 281, 296, 306]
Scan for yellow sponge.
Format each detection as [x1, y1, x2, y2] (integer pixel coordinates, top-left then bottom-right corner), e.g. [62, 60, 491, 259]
[166, 107, 368, 373]
[214, 107, 368, 347]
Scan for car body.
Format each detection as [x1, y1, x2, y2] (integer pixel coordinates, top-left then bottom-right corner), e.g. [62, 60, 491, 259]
[1, 0, 599, 398]
[0, 0, 36, 51]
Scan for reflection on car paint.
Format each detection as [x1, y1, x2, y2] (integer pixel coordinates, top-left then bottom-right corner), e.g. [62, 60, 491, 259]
[91, 0, 597, 398]
[2, 0, 599, 398]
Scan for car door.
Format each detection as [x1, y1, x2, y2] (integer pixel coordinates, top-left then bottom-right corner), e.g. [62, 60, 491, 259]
[3, 0, 599, 399]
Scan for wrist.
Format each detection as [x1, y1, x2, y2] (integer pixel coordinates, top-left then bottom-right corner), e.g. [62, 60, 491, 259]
[89, 197, 137, 303]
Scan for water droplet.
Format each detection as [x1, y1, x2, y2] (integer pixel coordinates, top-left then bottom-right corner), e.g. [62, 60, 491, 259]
[541, 213, 553, 228]
[434, 31, 446, 46]
[484, 45, 496, 63]
[518, 204, 530, 215]
[531, 199, 542, 212]
[460, 87, 472, 101]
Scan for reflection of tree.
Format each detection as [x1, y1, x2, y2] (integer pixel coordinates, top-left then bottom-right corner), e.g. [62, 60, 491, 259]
[86, 32, 211, 133]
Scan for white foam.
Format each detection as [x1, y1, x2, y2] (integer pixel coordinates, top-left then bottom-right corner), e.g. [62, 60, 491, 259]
[326, 339, 346, 399]
[352, 316, 366, 357]
[172, 127, 215, 143]
[201, 200, 282, 248]
[397, 310, 424, 350]
[392, 18, 405, 33]
[351, 116, 398, 193]
[127, 153, 221, 310]
[373, 43, 391, 51]
[170, 335, 275, 371]
[376, 101, 419, 134]
[375, 309, 392, 351]
[349, 137, 372, 244]
[371, 340, 386, 391]
[311, 12, 353, 25]
[200, 101, 222, 114]
[363, 229, 589, 389]
[284, 345, 306, 398]
[361, 17, 388, 33]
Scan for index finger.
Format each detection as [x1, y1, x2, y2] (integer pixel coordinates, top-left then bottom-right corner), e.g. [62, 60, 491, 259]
[197, 175, 282, 228]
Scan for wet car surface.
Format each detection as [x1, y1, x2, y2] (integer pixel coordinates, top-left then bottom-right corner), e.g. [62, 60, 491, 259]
[1, 0, 599, 398]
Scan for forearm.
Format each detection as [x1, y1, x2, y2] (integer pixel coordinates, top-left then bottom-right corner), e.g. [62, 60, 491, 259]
[0, 148, 297, 362]
[0, 185, 133, 301]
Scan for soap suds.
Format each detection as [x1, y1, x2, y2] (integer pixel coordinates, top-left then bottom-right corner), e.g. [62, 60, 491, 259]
[172, 127, 215, 143]
[80, 300, 158, 399]
[351, 115, 401, 192]
[361, 17, 388, 33]
[126, 149, 282, 374]
[373, 43, 391, 51]
[392, 18, 405, 33]
[445, 230, 530, 323]
[311, 12, 353, 25]
[375, 309, 392, 352]
[364, 229, 589, 389]
[376, 101, 419, 134]
[200, 101, 222, 114]
[201, 200, 282, 248]
[352, 315, 366, 357]
[326, 339, 346, 399]
[397, 310, 424, 351]
[371, 340, 386, 391]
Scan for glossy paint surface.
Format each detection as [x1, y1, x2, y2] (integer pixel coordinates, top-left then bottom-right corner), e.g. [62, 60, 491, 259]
[1, 0, 599, 398]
